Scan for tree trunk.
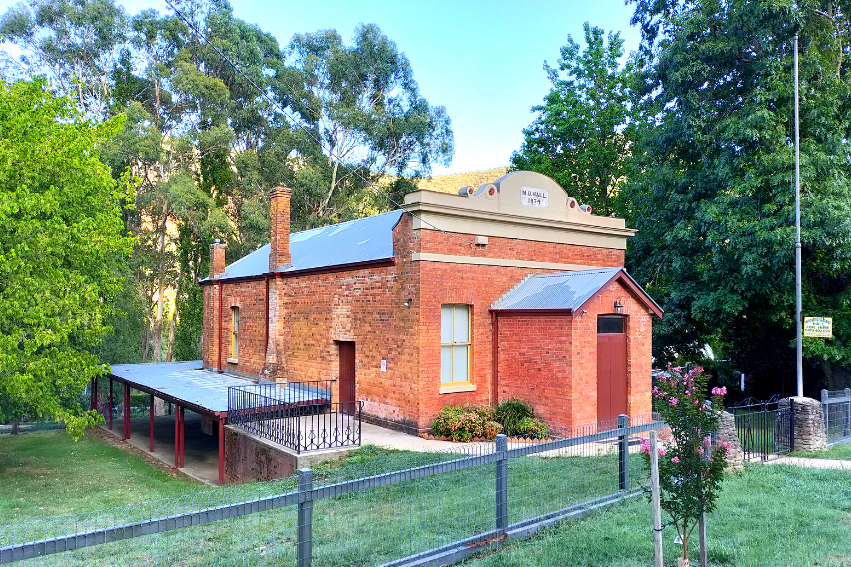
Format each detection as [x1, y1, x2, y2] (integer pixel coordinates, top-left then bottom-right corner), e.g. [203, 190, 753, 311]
[152, 203, 169, 361]
[323, 159, 340, 215]
[166, 315, 175, 362]
[10, 420, 19, 435]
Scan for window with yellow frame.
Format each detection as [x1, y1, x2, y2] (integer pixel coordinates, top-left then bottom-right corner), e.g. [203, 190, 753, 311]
[440, 304, 470, 384]
[231, 306, 239, 359]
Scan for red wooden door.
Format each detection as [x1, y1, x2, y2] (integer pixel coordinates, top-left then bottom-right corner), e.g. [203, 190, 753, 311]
[338, 342, 356, 414]
[597, 316, 627, 425]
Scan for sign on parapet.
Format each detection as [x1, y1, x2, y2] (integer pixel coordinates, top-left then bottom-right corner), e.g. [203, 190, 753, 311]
[804, 317, 832, 338]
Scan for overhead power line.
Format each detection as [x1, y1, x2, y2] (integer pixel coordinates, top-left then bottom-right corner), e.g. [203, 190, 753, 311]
[163, 0, 474, 245]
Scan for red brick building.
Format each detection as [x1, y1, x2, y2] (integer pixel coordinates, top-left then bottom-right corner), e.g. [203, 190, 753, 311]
[201, 171, 661, 433]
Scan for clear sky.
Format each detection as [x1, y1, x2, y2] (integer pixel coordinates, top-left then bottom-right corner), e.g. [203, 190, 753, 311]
[0, 0, 642, 175]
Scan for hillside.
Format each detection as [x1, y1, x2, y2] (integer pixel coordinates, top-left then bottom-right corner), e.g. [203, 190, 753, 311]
[416, 167, 509, 194]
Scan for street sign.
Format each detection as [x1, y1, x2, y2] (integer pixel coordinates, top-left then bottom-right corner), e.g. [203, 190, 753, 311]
[804, 317, 832, 338]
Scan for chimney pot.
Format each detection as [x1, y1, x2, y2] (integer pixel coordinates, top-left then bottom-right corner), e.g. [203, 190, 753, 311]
[269, 186, 293, 272]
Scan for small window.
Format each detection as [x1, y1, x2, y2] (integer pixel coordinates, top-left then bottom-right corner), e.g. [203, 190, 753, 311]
[441, 305, 471, 384]
[598, 316, 625, 334]
[231, 306, 239, 359]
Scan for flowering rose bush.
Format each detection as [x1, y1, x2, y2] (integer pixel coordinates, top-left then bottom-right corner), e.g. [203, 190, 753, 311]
[642, 366, 728, 564]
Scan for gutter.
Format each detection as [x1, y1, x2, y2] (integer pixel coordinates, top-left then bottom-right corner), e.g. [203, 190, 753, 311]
[198, 257, 396, 286]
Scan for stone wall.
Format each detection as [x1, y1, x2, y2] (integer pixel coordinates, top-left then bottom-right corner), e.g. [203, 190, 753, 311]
[717, 411, 743, 469]
[779, 396, 826, 453]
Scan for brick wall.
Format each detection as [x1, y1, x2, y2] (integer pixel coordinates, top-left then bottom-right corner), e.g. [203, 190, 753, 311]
[492, 279, 653, 430]
[201, 216, 650, 433]
[496, 314, 572, 428]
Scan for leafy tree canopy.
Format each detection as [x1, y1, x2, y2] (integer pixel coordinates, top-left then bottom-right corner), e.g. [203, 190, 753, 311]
[625, 0, 851, 394]
[285, 23, 454, 226]
[511, 22, 635, 216]
[0, 78, 133, 437]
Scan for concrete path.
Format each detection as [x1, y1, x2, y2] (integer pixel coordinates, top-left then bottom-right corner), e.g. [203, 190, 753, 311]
[97, 412, 222, 485]
[759, 455, 851, 470]
[360, 421, 468, 452]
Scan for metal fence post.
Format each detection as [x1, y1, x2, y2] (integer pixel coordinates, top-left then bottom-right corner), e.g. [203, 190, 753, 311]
[297, 468, 314, 567]
[618, 414, 630, 491]
[822, 389, 829, 437]
[495, 434, 508, 533]
[844, 388, 851, 438]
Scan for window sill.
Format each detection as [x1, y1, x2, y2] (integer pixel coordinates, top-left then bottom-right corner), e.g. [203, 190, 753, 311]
[226, 357, 239, 364]
[439, 384, 477, 394]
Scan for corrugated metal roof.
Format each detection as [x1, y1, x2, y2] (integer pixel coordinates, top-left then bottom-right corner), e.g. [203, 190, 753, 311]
[207, 210, 405, 281]
[491, 268, 623, 311]
[108, 362, 330, 413]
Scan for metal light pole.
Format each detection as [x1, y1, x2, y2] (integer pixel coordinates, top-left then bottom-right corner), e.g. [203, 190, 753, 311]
[795, 35, 803, 398]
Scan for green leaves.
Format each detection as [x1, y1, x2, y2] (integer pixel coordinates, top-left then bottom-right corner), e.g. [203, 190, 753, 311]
[511, 22, 635, 217]
[625, 0, 851, 386]
[0, 78, 131, 437]
[287, 23, 454, 224]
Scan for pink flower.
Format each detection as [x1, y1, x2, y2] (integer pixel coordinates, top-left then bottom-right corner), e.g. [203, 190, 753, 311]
[711, 386, 728, 397]
[658, 446, 667, 456]
[670, 397, 678, 407]
[671, 457, 680, 464]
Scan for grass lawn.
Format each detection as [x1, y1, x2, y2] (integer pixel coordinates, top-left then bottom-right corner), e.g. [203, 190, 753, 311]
[795, 441, 851, 460]
[3, 433, 851, 566]
[0, 429, 211, 524]
[464, 464, 851, 567]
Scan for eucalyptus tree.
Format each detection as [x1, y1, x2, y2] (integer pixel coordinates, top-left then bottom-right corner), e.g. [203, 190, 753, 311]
[285, 24, 454, 226]
[0, 0, 128, 119]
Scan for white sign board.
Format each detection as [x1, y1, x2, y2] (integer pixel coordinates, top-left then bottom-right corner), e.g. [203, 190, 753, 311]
[381, 359, 387, 372]
[804, 317, 832, 338]
[520, 187, 549, 208]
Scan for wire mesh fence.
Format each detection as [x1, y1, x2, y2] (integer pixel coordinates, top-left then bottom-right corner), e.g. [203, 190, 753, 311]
[0, 414, 666, 567]
[821, 389, 851, 444]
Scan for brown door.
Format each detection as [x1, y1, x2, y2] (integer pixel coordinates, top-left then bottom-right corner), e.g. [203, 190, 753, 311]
[338, 341, 356, 414]
[597, 316, 627, 425]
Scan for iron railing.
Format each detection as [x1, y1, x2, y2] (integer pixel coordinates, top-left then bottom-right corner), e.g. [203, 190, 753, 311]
[0, 415, 665, 567]
[821, 388, 851, 445]
[228, 381, 362, 453]
[731, 398, 794, 461]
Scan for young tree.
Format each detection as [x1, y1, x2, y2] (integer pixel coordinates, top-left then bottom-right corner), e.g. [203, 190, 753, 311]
[643, 367, 729, 565]
[0, 79, 132, 438]
[511, 22, 635, 216]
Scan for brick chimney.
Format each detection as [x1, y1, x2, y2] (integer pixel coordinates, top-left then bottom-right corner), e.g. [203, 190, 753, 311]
[210, 239, 226, 278]
[269, 186, 292, 272]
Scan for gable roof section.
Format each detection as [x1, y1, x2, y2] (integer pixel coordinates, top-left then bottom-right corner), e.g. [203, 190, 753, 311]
[491, 268, 663, 317]
[206, 210, 405, 281]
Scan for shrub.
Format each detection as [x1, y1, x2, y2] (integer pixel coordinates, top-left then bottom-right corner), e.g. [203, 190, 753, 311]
[515, 416, 549, 439]
[430, 406, 464, 438]
[494, 398, 534, 436]
[432, 401, 550, 442]
[483, 420, 503, 439]
[430, 405, 502, 442]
